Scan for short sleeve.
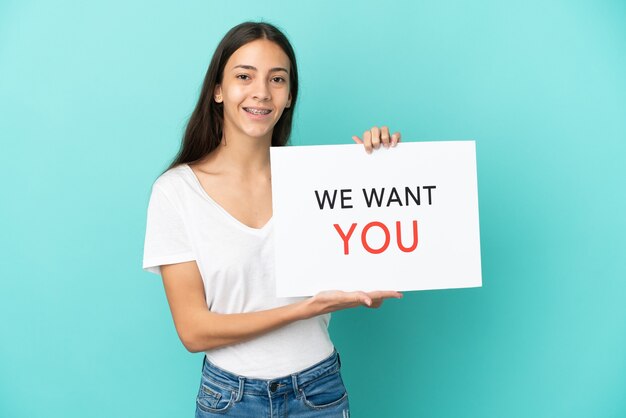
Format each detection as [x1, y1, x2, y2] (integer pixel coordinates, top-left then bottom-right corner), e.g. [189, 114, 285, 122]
[142, 184, 195, 275]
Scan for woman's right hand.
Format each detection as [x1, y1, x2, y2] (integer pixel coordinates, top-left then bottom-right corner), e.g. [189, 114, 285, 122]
[302, 290, 403, 318]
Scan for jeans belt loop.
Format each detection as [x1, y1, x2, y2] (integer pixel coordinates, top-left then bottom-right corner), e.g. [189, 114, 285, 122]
[291, 374, 301, 398]
[235, 376, 245, 402]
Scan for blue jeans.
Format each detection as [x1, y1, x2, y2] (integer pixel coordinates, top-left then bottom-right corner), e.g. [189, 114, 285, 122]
[195, 349, 350, 417]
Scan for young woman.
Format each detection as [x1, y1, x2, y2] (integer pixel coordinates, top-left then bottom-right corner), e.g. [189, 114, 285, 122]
[143, 21, 403, 417]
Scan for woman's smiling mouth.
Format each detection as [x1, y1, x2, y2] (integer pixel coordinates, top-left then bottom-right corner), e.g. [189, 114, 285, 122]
[243, 107, 272, 115]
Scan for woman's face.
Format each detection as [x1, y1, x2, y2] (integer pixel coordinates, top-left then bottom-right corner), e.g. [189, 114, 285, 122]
[215, 39, 292, 143]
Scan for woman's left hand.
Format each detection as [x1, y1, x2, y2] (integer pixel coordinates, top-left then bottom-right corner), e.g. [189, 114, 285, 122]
[352, 126, 401, 154]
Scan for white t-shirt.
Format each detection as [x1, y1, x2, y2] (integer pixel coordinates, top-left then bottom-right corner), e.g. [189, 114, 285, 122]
[142, 164, 334, 378]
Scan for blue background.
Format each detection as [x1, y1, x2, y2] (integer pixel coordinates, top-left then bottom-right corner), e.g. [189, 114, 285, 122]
[1, 1, 625, 417]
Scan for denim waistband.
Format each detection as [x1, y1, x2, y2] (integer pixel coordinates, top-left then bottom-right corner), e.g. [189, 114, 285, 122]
[201, 349, 341, 398]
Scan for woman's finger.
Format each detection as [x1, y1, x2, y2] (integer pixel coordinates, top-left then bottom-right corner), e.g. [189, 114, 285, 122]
[391, 131, 401, 147]
[380, 126, 391, 148]
[363, 130, 373, 154]
[352, 135, 363, 144]
[370, 126, 381, 150]
[358, 291, 373, 307]
[344, 290, 371, 307]
[366, 290, 404, 300]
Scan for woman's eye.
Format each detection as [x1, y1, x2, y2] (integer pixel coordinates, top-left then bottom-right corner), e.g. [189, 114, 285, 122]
[272, 76, 286, 83]
[236, 74, 250, 80]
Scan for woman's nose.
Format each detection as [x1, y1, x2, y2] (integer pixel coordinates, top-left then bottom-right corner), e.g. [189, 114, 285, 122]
[252, 79, 271, 101]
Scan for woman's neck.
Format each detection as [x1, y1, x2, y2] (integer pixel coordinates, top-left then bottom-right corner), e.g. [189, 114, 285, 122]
[198, 131, 272, 177]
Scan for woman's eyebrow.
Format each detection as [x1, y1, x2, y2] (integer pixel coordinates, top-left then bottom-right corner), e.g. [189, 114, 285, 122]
[232, 64, 289, 73]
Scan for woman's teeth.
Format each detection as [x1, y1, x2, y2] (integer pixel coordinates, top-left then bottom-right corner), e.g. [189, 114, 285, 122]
[244, 107, 271, 115]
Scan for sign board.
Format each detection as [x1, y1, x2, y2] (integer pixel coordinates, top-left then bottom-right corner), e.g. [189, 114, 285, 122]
[270, 141, 482, 297]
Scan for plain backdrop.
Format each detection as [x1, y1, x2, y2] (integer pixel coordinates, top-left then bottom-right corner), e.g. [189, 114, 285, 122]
[1, 1, 625, 417]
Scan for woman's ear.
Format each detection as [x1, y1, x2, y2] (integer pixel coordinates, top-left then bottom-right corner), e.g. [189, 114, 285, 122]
[285, 92, 292, 109]
[214, 85, 223, 103]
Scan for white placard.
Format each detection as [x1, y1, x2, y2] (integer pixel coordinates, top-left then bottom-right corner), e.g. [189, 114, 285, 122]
[270, 141, 482, 297]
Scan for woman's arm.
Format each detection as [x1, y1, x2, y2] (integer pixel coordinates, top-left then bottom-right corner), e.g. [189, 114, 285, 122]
[163, 125, 403, 353]
[161, 261, 402, 352]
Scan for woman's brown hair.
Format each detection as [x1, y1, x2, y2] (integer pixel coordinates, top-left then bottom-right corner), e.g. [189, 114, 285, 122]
[166, 21, 298, 171]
